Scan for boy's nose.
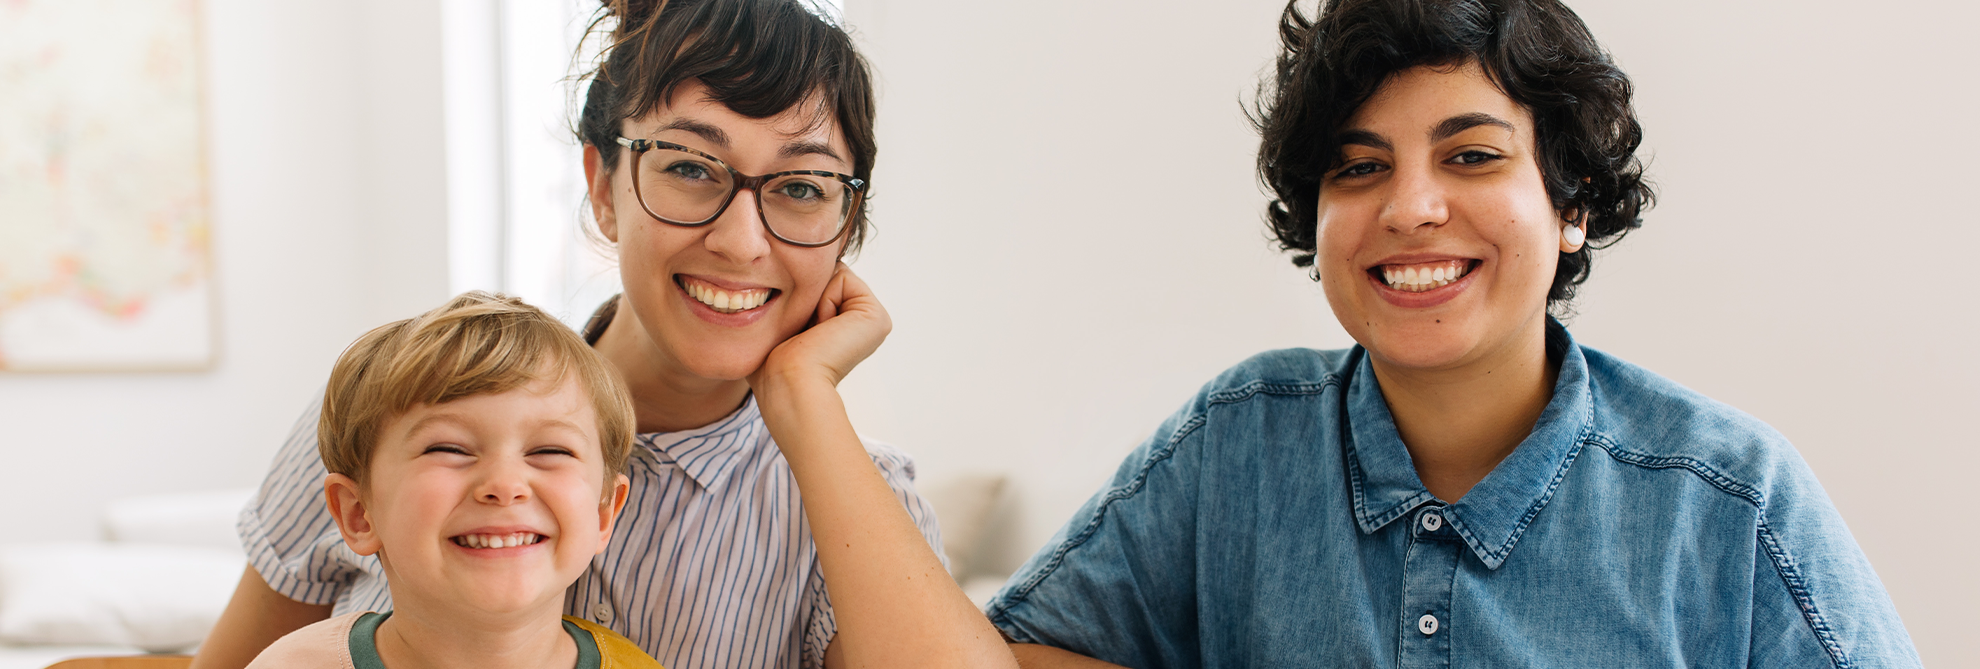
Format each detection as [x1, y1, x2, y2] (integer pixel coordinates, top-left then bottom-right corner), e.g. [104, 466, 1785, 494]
[474, 464, 531, 505]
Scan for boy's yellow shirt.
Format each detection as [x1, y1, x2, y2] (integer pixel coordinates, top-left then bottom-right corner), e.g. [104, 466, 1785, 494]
[245, 612, 665, 669]
[564, 615, 666, 668]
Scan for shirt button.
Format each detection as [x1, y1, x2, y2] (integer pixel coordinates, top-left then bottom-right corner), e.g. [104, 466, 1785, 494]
[1418, 613, 1439, 636]
[1420, 511, 1443, 532]
[595, 605, 615, 624]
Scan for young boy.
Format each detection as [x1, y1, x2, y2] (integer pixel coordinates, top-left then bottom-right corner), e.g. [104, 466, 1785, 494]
[248, 292, 662, 669]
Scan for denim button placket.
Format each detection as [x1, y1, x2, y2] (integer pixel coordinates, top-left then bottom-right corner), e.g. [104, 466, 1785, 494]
[1400, 505, 1458, 668]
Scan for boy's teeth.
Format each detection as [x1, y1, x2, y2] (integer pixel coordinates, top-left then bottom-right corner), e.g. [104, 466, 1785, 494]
[1381, 260, 1472, 293]
[455, 532, 542, 549]
[683, 279, 770, 314]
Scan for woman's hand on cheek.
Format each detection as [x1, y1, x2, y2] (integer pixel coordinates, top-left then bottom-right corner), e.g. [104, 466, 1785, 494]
[749, 262, 891, 393]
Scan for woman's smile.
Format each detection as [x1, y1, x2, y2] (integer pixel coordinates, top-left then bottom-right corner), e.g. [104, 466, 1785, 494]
[1366, 256, 1482, 309]
[1373, 258, 1475, 292]
[675, 273, 780, 325]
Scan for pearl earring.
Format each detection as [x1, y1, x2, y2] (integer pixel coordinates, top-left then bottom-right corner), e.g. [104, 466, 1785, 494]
[1562, 224, 1586, 249]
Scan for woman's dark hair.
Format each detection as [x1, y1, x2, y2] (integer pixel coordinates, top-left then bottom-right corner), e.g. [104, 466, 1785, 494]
[1255, 0, 1653, 308]
[578, 0, 877, 254]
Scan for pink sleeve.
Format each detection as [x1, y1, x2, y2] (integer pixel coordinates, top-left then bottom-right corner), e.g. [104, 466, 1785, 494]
[244, 612, 362, 669]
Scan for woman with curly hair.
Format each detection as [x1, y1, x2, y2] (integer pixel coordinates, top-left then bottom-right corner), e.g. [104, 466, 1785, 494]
[986, 0, 1921, 666]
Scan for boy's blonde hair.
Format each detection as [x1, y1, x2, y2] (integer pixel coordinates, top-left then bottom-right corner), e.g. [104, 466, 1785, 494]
[318, 291, 635, 484]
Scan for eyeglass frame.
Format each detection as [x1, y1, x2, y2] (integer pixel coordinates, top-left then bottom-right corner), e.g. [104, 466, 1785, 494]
[614, 137, 868, 249]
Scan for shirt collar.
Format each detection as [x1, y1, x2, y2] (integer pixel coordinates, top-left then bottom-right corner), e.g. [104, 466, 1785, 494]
[634, 394, 766, 490]
[1343, 319, 1594, 569]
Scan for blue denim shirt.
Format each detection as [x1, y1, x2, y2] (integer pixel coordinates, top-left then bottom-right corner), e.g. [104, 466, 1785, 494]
[986, 325, 1920, 668]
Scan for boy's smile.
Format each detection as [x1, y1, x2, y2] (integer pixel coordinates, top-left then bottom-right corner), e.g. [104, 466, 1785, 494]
[325, 374, 631, 618]
[452, 530, 546, 550]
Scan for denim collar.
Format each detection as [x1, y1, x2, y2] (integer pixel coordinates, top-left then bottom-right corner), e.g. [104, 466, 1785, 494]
[634, 394, 765, 490]
[1344, 319, 1594, 569]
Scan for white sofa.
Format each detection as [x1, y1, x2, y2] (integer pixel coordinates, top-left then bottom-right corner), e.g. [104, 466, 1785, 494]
[0, 490, 251, 669]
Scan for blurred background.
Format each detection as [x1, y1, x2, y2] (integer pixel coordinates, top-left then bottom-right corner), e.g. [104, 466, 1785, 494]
[0, 0, 1972, 664]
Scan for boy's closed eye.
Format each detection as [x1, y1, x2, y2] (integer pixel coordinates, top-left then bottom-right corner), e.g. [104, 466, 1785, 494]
[526, 445, 580, 462]
[420, 443, 474, 459]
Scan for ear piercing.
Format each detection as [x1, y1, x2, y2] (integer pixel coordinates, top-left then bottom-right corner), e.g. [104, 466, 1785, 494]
[1562, 224, 1586, 250]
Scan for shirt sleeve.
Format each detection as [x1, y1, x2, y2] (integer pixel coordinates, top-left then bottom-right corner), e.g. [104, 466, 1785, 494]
[1745, 449, 1922, 668]
[236, 395, 386, 610]
[796, 438, 949, 669]
[984, 400, 1203, 668]
[243, 611, 362, 669]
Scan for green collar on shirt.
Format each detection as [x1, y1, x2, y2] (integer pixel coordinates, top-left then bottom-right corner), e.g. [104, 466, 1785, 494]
[349, 611, 602, 669]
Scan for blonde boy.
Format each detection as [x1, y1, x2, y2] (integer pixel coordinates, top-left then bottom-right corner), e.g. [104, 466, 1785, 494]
[248, 292, 661, 669]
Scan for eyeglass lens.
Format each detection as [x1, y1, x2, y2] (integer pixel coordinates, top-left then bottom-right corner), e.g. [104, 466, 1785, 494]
[635, 148, 853, 245]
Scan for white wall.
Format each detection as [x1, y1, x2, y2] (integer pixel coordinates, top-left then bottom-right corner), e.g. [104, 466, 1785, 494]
[842, 0, 1976, 665]
[839, 0, 1339, 568]
[0, 0, 452, 540]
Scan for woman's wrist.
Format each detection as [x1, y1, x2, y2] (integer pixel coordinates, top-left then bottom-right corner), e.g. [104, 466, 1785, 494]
[752, 361, 838, 405]
[752, 366, 856, 455]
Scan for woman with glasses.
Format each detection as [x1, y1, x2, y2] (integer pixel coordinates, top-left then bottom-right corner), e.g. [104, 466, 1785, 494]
[192, 1, 1018, 668]
[987, 0, 1921, 666]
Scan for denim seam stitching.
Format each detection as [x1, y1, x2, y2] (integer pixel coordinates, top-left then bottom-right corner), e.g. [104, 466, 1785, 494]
[1463, 433, 1588, 566]
[1589, 438, 1852, 669]
[987, 375, 1341, 627]
[1450, 376, 1599, 567]
[1346, 444, 1428, 532]
[1346, 440, 1371, 529]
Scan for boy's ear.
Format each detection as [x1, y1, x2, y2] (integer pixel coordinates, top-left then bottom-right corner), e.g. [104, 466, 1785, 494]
[584, 144, 620, 244]
[325, 473, 384, 557]
[594, 473, 632, 555]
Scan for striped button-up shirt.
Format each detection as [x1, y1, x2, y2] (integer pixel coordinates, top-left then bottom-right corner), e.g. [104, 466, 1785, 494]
[240, 394, 944, 669]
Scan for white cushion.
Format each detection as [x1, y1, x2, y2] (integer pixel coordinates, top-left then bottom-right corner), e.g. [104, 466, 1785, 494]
[919, 474, 1007, 578]
[961, 573, 1015, 610]
[100, 488, 254, 554]
[0, 543, 243, 652]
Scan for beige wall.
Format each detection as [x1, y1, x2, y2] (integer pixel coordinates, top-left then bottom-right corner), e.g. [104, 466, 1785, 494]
[843, 0, 1976, 664]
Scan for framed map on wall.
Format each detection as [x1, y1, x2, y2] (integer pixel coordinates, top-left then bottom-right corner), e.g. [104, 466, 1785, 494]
[0, 0, 214, 372]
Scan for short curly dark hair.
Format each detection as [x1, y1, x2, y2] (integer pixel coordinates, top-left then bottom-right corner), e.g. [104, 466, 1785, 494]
[1254, 0, 1653, 308]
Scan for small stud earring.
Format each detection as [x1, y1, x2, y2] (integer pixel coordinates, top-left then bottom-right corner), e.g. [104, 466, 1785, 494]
[1562, 224, 1586, 250]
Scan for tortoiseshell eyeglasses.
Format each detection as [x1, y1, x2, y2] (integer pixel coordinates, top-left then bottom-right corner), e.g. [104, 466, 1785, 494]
[615, 137, 866, 248]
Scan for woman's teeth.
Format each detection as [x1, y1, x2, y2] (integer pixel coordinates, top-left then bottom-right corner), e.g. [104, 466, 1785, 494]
[1381, 261, 1472, 292]
[684, 280, 770, 314]
[453, 532, 542, 549]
